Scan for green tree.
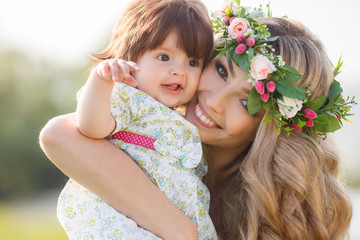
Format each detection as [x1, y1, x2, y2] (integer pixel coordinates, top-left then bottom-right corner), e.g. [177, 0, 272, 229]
[0, 50, 85, 199]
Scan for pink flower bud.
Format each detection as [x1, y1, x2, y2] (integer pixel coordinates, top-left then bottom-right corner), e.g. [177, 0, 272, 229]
[306, 118, 314, 127]
[229, 17, 236, 24]
[336, 115, 341, 120]
[261, 92, 270, 102]
[245, 37, 255, 47]
[304, 108, 317, 119]
[236, 34, 245, 43]
[222, 16, 231, 26]
[255, 81, 265, 95]
[266, 81, 276, 93]
[294, 124, 302, 131]
[235, 43, 247, 54]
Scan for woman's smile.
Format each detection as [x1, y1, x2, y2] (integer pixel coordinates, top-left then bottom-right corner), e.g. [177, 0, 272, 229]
[193, 101, 218, 128]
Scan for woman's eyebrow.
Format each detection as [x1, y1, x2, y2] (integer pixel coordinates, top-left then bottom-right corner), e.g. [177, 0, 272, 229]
[227, 57, 236, 77]
[242, 86, 251, 95]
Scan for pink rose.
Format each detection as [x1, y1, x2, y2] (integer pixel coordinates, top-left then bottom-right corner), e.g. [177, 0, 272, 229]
[228, 18, 250, 38]
[250, 55, 276, 81]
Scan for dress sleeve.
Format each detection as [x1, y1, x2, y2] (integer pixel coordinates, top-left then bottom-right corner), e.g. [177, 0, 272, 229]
[110, 82, 148, 135]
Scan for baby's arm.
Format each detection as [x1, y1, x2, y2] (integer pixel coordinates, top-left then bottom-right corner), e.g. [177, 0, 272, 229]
[39, 113, 198, 240]
[76, 59, 139, 138]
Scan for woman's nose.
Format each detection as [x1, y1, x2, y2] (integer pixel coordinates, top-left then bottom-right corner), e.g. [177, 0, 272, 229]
[206, 89, 226, 114]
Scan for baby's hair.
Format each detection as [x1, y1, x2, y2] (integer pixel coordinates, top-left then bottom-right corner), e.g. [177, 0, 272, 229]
[92, 0, 213, 66]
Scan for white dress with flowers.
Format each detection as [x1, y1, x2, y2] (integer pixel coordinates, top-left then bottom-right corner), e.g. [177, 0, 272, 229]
[57, 82, 217, 240]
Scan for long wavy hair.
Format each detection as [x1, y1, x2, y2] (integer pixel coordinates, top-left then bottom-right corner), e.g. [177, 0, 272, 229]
[206, 17, 352, 239]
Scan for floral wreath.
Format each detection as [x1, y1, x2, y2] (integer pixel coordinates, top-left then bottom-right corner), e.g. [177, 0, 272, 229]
[212, 0, 357, 140]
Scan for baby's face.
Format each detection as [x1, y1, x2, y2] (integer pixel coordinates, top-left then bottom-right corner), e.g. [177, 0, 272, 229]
[134, 31, 202, 108]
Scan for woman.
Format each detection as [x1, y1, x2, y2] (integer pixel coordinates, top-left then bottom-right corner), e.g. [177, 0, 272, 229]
[39, 5, 353, 240]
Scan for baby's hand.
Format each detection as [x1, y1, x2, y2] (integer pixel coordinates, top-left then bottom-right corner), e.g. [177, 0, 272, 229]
[95, 59, 140, 88]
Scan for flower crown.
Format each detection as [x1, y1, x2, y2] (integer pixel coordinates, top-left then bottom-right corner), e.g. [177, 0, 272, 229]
[212, 0, 357, 140]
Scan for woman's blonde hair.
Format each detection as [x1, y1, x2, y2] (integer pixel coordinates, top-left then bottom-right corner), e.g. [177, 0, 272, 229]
[92, 0, 213, 66]
[209, 17, 352, 239]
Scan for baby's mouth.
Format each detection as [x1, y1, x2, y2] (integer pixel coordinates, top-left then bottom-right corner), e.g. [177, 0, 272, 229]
[162, 84, 182, 94]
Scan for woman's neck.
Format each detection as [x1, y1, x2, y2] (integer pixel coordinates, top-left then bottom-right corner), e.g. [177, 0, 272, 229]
[206, 145, 244, 180]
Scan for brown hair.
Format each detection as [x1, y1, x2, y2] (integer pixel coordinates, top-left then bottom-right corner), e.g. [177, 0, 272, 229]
[92, 0, 213, 66]
[207, 18, 352, 239]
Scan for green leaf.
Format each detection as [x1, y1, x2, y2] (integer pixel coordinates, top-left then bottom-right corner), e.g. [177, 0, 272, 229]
[297, 119, 307, 127]
[248, 11, 264, 18]
[231, 50, 251, 72]
[313, 114, 341, 132]
[276, 79, 306, 100]
[333, 56, 343, 78]
[308, 95, 328, 111]
[328, 80, 343, 101]
[277, 65, 302, 83]
[257, 36, 279, 44]
[282, 71, 302, 83]
[263, 112, 271, 124]
[248, 88, 263, 115]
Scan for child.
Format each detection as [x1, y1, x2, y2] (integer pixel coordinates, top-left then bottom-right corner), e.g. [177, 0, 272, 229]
[57, 0, 216, 239]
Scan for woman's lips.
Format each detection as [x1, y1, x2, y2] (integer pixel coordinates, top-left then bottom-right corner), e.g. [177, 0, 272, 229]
[193, 102, 218, 128]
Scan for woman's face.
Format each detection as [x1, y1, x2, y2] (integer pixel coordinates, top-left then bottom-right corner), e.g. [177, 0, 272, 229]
[185, 55, 264, 154]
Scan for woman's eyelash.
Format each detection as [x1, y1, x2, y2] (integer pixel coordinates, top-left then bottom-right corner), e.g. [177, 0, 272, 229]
[240, 99, 248, 111]
[216, 62, 228, 81]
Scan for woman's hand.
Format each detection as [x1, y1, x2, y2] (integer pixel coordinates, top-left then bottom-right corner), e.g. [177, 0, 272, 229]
[39, 113, 198, 240]
[95, 59, 140, 87]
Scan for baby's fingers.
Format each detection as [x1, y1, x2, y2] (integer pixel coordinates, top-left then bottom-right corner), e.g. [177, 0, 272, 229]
[109, 60, 122, 82]
[121, 61, 140, 87]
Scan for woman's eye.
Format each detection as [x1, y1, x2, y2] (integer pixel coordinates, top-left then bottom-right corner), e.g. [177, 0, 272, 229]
[188, 60, 198, 67]
[240, 99, 248, 111]
[216, 63, 228, 81]
[157, 55, 169, 61]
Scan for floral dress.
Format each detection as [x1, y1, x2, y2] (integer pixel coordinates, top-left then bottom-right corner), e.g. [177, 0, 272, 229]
[57, 82, 217, 240]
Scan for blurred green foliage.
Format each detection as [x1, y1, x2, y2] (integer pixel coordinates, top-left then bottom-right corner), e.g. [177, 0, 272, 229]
[0, 202, 67, 239]
[0, 50, 86, 199]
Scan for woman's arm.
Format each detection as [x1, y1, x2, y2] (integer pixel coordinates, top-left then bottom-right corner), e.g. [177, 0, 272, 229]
[39, 113, 197, 240]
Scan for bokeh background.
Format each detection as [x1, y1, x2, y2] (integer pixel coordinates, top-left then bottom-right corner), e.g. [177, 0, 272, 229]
[0, 0, 359, 239]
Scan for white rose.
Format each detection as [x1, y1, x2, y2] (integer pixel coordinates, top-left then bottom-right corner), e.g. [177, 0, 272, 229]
[214, 32, 226, 45]
[213, 10, 224, 20]
[278, 96, 304, 119]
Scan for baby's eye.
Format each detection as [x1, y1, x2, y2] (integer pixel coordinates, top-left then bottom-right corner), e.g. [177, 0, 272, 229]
[216, 63, 228, 81]
[188, 60, 199, 67]
[157, 54, 170, 61]
[240, 99, 248, 111]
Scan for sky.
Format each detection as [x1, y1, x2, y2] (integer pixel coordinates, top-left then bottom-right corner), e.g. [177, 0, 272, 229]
[1, 0, 359, 166]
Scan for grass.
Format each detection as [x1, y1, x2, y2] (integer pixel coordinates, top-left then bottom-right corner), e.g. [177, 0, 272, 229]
[0, 202, 68, 240]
